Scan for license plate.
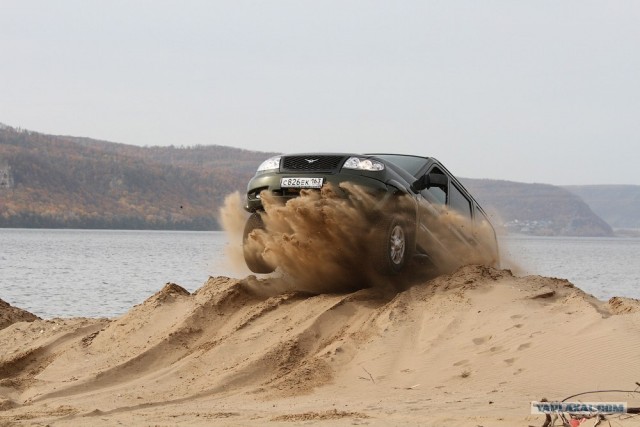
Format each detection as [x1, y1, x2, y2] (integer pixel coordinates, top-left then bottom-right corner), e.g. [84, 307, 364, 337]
[280, 177, 324, 189]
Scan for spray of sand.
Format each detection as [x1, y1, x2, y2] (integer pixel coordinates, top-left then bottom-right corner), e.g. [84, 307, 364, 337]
[251, 183, 396, 292]
[220, 183, 500, 294]
[422, 206, 500, 272]
[218, 192, 251, 274]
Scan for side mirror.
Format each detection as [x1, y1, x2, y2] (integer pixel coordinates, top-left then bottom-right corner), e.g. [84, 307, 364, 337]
[410, 174, 431, 192]
[411, 173, 448, 193]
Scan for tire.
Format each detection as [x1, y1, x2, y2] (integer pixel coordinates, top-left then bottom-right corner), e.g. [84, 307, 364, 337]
[373, 215, 411, 275]
[242, 212, 275, 274]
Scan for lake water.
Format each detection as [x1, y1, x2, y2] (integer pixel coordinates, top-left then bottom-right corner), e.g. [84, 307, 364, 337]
[1, 229, 639, 319]
[0, 229, 240, 319]
[501, 235, 640, 301]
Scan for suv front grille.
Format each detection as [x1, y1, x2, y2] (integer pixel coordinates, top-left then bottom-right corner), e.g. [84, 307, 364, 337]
[281, 155, 344, 172]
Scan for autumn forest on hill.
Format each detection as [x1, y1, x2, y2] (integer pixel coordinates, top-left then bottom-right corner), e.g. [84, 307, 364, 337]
[1, 125, 637, 236]
[0, 126, 272, 229]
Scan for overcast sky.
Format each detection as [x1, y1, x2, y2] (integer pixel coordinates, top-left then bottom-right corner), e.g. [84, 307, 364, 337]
[1, 1, 638, 185]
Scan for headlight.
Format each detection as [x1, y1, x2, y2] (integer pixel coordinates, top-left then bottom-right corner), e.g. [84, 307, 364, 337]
[343, 157, 385, 171]
[257, 156, 281, 172]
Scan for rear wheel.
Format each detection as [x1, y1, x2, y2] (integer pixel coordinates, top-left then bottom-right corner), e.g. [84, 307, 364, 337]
[242, 212, 275, 274]
[373, 215, 412, 275]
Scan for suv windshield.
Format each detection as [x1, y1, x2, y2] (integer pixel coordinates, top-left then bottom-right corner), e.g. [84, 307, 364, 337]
[371, 154, 429, 176]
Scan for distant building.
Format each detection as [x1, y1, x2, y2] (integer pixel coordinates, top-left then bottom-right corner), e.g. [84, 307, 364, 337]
[0, 165, 14, 189]
[504, 218, 555, 235]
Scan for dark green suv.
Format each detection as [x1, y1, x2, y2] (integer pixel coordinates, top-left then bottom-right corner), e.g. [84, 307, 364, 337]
[243, 153, 499, 275]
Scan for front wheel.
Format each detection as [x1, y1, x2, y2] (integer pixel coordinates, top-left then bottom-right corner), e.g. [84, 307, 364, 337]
[242, 212, 275, 274]
[373, 215, 412, 275]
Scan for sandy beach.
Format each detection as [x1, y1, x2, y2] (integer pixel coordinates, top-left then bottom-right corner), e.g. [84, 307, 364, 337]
[2, 265, 640, 426]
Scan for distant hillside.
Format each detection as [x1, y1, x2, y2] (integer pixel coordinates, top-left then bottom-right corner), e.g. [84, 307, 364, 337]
[0, 125, 275, 230]
[564, 185, 640, 230]
[0, 123, 620, 236]
[462, 179, 614, 237]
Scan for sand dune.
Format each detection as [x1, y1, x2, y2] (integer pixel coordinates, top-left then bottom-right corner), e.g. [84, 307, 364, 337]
[0, 300, 39, 332]
[2, 266, 640, 426]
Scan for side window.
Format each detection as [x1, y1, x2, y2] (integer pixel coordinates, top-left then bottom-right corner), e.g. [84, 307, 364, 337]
[449, 183, 472, 221]
[420, 167, 448, 206]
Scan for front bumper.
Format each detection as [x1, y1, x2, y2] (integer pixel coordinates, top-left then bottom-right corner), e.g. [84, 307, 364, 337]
[244, 171, 390, 212]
